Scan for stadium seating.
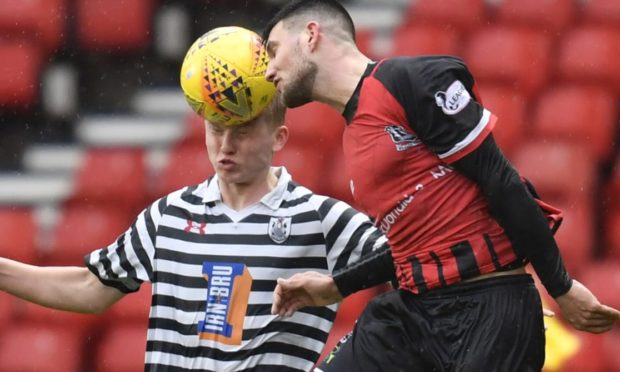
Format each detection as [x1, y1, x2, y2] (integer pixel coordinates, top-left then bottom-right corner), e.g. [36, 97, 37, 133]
[76, 0, 154, 52]
[152, 143, 214, 198]
[42, 203, 133, 266]
[0, 39, 42, 108]
[511, 140, 596, 200]
[579, 261, 620, 311]
[601, 329, 620, 372]
[556, 26, 620, 91]
[70, 148, 149, 214]
[0, 207, 38, 263]
[582, 0, 620, 25]
[494, 0, 576, 34]
[0, 323, 85, 372]
[389, 24, 461, 58]
[104, 283, 152, 323]
[94, 323, 148, 372]
[403, 0, 487, 34]
[0, 0, 67, 53]
[464, 26, 552, 99]
[16, 299, 100, 333]
[273, 143, 330, 195]
[476, 84, 527, 157]
[604, 208, 620, 260]
[566, 332, 607, 372]
[0, 291, 15, 330]
[550, 199, 595, 276]
[284, 102, 345, 150]
[531, 84, 618, 162]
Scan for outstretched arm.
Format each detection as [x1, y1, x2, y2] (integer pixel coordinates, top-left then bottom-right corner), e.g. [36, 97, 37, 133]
[0, 257, 125, 314]
[453, 135, 620, 332]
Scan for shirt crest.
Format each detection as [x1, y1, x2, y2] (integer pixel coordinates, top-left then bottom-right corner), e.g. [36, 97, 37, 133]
[268, 216, 291, 244]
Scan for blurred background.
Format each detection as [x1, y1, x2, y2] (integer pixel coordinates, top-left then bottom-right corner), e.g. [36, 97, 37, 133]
[0, 0, 618, 371]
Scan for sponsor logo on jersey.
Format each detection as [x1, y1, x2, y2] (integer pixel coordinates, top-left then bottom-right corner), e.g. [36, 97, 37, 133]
[185, 219, 207, 235]
[198, 262, 252, 345]
[379, 195, 414, 234]
[384, 125, 422, 151]
[268, 216, 291, 244]
[434, 80, 471, 115]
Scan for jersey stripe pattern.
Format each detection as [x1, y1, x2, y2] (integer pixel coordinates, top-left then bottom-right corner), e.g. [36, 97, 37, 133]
[85, 167, 388, 372]
[341, 56, 520, 294]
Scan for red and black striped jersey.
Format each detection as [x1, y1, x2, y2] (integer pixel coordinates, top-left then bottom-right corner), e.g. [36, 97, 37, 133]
[341, 56, 522, 294]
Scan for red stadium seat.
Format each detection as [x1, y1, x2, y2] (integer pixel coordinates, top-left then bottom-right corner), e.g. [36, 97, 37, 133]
[0, 323, 84, 372]
[324, 148, 355, 206]
[181, 112, 206, 146]
[531, 84, 617, 162]
[43, 203, 133, 266]
[550, 199, 595, 276]
[579, 261, 620, 311]
[355, 28, 375, 59]
[566, 332, 607, 372]
[465, 26, 552, 99]
[511, 140, 596, 200]
[0, 292, 16, 329]
[284, 102, 345, 150]
[557, 26, 620, 91]
[601, 329, 620, 372]
[105, 283, 151, 324]
[582, 0, 620, 26]
[476, 84, 527, 158]
[70, 148, 148, 213]
[15, 299, 100, 332]
[0, 207, 38, 263]
[604, 208, 620, 260]
[0, 39, 42, 108]
[152, 143, 214, 198]
[95, 323, 147, 372]
[403, 0, 487, 34]
[495, 0, 576, 34]
[389, 24, 461, 58]
[0, 0, 67, 53]
[607, 157, 620, 207]
[273, 143, 331, 195]
[76, 0, 154, 52]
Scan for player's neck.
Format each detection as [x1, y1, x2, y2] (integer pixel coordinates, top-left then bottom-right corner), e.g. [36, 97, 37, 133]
[218, 169, 278, 211]
[314, 48, 371, 113]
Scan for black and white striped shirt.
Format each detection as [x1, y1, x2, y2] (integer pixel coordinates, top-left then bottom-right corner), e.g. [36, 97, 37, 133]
[85, 167, 388, 372]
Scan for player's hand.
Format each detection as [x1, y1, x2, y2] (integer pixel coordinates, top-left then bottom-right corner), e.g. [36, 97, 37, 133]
[555, 279, 620, 333]
[271, 271, 343, 317]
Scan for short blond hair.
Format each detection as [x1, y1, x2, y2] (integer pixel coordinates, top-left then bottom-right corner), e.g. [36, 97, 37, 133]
[256, 92, 287, 129]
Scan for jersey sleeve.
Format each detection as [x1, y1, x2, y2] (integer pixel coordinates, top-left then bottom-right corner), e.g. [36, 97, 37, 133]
[310, 195, 389, 273]
[84, 196, 168, 293]
[375, 56, 497, 163]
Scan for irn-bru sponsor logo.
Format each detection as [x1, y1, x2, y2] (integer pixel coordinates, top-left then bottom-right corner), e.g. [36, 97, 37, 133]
[198, 262, 252, 345]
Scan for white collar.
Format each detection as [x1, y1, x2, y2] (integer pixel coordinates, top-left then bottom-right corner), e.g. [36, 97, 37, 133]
[200, 166, 291, 211]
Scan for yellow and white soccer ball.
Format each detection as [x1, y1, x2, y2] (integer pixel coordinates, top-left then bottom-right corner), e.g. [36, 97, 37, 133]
[180, 26, 276, 126]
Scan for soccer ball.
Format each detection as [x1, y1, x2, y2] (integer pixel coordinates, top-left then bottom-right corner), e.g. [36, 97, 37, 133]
[180, 26, 276, 126]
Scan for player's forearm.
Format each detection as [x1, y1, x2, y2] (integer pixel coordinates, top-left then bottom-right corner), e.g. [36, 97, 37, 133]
[0, 257, 122, 313]
[332, 245, 396, 297]
[453, 136, 572, 297]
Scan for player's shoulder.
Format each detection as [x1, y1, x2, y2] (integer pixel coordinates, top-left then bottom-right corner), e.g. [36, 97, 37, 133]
[375, 56, 471, 86]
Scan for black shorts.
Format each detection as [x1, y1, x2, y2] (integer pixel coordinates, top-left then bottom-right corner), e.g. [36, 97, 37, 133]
[317, 274, 545, 372]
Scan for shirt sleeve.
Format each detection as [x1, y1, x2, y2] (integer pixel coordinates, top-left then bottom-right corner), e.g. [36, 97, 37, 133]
[375, 56, 496, 163]
[84, 196, 168, 293]
[310, 195, 389, 274]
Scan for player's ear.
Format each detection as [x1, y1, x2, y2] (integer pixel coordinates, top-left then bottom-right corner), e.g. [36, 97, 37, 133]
[272, 125, 289, 152]
[305, 21, 320, 52]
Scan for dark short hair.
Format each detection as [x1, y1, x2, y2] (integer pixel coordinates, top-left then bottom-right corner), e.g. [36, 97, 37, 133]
[262, 0, 356, 44]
